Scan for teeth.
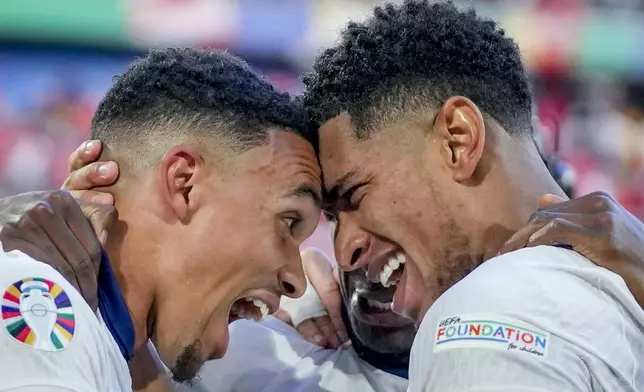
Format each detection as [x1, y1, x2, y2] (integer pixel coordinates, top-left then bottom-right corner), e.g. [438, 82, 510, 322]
[366, 298, 392, 311]
[379, 252, 406, 288]
[231, 297, 269, 322]
[252, 298, 269, 319]
[397, 253, 406, 264]
[244, 297, 268, 322]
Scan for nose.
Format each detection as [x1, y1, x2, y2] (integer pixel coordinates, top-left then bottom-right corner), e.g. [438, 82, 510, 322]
[278, 254, 307, 299]
[334, 214, 370, 272]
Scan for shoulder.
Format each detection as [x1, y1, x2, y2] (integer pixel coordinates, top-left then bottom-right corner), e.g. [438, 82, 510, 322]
[0, 248, 124, 390]
[419, 246, 638, 339]
[411, 246, 644, 387]
[429, 245, 632, 314]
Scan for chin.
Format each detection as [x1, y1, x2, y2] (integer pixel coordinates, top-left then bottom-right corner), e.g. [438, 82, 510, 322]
[170, 339, 208, 384]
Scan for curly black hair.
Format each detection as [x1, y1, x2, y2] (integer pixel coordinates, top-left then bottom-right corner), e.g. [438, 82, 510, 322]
[302, 0, 533, 139]
[91, 47, 314, 149]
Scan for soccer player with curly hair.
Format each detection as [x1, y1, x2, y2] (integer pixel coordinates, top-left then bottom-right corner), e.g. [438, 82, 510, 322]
[304, 1, 644, 390]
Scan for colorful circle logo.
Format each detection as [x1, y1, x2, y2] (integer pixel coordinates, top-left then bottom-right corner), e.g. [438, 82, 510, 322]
[2, 278, 75, 351]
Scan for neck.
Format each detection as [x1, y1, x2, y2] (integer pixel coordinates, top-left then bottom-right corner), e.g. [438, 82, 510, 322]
[476, 138, 568, 260]
[104, 208, 159, 351]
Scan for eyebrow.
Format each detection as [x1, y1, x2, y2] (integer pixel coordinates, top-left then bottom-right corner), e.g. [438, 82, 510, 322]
[324, 171, 357, 203]
[290, 185, 323, 208]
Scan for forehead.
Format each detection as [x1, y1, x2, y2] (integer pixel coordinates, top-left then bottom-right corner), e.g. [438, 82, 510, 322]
[235, 129, 321, 190]
[318, 114, 385, 192]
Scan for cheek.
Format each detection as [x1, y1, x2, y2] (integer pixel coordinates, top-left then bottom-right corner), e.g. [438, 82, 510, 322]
[363, 185, 419, 228]
[237, 233, 294, 284]
[360, 179, 438, 249]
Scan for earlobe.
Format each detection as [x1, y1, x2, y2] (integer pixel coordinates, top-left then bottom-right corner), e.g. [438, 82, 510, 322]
[433, 96, 485, 182]
[158, 146, 202, 222]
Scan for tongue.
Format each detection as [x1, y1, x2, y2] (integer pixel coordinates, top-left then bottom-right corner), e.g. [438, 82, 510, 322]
[391, 264, 408, 316]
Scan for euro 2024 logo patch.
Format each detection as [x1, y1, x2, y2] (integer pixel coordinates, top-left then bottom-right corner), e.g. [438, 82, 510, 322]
[1, 278, 75, 351]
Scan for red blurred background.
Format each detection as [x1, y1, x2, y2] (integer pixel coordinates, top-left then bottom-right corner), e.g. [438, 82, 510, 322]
[0, 0, 642, 218]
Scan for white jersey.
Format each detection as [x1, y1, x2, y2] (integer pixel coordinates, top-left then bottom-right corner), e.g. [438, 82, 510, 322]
[408, 245, 644, 392]
[175, 316, 408, 392]
[0, 245, 131, 392]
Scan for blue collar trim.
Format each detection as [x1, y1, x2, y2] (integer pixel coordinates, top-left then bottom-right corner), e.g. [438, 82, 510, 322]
[97, 249, 135, 360]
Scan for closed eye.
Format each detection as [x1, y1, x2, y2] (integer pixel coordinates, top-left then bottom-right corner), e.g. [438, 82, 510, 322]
[323, 211, 337, 223]
[341, 183, 367, 209]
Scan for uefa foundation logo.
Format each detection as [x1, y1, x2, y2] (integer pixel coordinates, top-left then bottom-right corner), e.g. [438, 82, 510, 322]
[434, 314, 550, 358]
[2, 278, 75, 351]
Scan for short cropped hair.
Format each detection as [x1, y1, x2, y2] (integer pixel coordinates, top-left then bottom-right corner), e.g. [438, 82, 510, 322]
[302, 0, 533, 139]
[91, 48, 314, 156]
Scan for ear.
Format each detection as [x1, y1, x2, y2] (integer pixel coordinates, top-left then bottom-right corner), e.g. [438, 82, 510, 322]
[157, 145, 204, 222]
[432, 96, 485, 182]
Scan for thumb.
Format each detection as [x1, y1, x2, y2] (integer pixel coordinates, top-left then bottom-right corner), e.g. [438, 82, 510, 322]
[79, 202, 119, 246]
[539, 193, 566, 208]
[301, 248, 348, 343]
[301, 248, 336, 294]
[272, 308, 294, 326]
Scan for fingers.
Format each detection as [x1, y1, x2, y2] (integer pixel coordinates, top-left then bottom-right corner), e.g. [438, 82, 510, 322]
[538, 193, 565, 208]
[62, 161, 119, 192]
[79, 201, 119, 246]
[69, 190, 114, 205]
[521, 218, 596, 256]
[296, 319, 327, 347]
[302, 248, 349, 344]
[35, 196, 101, 310]
[0, 190, 103, 311]
[11, 214, 86, 299]
[272, 308, 293, 326]
[68, 140, 103, 172]
[501, 212, 599, 255]
[62, 160, 118, 208]
[2, 236, 54, 270]
[536, 191, 617, 215]
[313, 316, 341, 349]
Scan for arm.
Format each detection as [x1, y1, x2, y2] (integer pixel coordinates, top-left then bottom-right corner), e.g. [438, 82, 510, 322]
[0, 190, 117, 310]
[502, 191, 644, 308]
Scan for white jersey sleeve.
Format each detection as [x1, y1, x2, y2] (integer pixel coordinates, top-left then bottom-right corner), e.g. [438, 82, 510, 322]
[177, 316, 407, 392]
[0, 247, 131, 392]
[408, 246, 644, 392]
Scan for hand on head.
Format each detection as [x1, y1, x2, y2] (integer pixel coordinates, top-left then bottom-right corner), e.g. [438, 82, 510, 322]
[502, 191, 644, 308]
[62, 140, 118, 204]
[0, 190, 117, 311]
[0, 140, 119, 311]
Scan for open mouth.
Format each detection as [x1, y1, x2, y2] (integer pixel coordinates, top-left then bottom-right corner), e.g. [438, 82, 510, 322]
[354, 292, 414, 328]
[377, 251, 406, 288]
[228, 295, 273, 324]
[361, 297, 393, 314]
[362, 250, 415, 320]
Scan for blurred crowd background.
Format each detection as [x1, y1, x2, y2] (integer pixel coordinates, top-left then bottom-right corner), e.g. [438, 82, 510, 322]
[0, 0, 643, 219]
